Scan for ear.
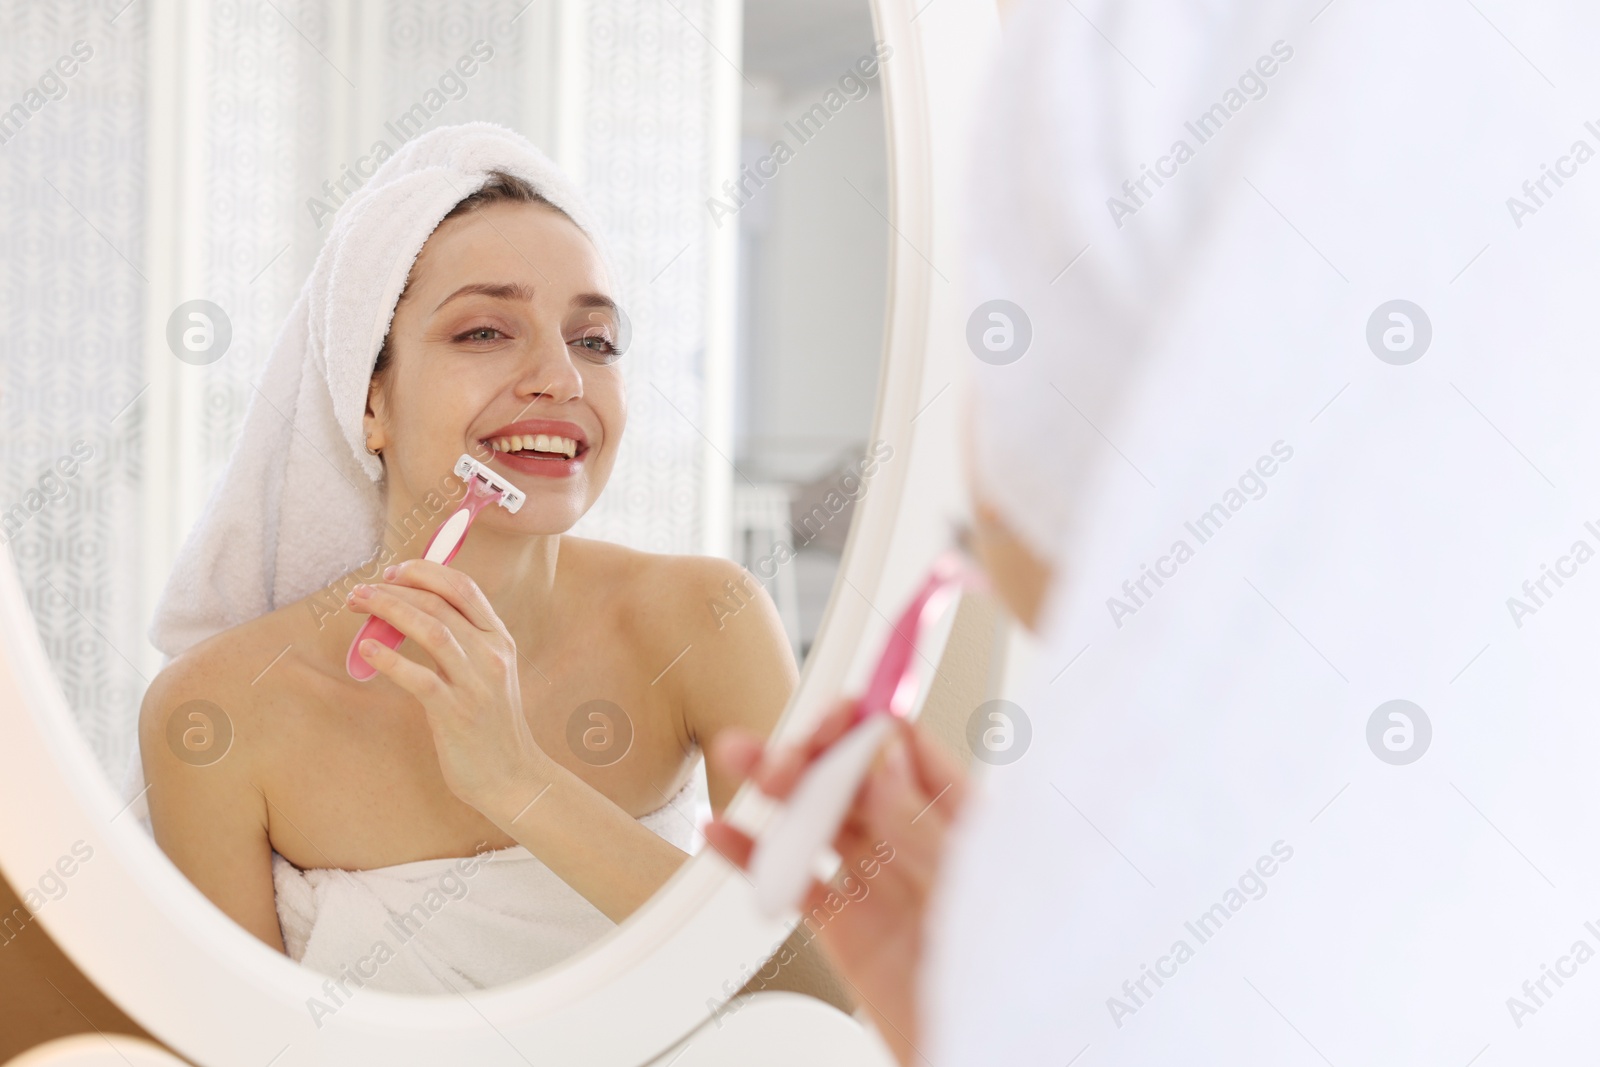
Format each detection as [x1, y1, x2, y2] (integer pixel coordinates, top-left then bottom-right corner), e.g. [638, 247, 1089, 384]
[363, 370, 389, 453]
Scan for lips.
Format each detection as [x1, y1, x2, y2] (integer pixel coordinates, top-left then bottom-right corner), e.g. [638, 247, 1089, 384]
[478, 418, 591, 479]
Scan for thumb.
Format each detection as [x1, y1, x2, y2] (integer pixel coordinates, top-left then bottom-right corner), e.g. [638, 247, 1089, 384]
[896, 718, 970, 817]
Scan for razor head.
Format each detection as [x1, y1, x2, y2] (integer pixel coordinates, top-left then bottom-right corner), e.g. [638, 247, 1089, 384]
[455, 454, 526, 514]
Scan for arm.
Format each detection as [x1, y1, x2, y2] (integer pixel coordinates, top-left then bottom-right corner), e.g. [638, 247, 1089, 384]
[475, 555, 801, 919]
[349, 556, 798, 924]
[139, 663, 284, 952]
[668, 557, 799, 814]
[356, 556, 856, 1012]
[668, 560, 860, 1015]
[349, 559, 700, 923]
[479, 761, 692, 922]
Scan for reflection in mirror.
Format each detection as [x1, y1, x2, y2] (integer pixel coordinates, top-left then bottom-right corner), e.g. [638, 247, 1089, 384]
[0, 0, 887, 1012]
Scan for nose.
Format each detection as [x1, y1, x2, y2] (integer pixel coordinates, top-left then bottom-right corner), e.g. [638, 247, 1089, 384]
[513, 323, 584, 405]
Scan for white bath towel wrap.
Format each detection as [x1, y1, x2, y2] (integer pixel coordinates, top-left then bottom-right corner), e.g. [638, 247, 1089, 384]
[273, 764, 706, 996]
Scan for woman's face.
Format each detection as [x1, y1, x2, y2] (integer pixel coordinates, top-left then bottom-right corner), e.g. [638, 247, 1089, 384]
[365, 199, 626, 535]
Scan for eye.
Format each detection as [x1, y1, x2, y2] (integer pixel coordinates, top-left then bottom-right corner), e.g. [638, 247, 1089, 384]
[572, 333, 622, 365]
[453, 325, 507, 344]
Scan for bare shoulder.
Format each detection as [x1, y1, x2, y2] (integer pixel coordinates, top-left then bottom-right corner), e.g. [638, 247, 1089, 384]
[136, 611, 292, 842]
[138, 608, 300, 762]
[561, 539, 797, 780]
[141, 629, 246, 764]
[138, 614, 288, 949]
[561, 537, 783, 653]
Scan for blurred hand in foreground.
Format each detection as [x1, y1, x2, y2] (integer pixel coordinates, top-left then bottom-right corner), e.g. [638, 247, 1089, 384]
[704, 699, 971, 1067]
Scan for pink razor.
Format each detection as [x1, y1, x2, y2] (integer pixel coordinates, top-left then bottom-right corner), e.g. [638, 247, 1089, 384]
[747, 551, 969, 917]
[345, 454, 525, 681]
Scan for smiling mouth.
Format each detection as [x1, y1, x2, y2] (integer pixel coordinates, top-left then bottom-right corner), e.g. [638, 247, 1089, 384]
[483, 433, 586, 461]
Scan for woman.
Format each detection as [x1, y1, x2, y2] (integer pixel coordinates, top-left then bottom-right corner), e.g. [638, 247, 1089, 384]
[138, 128, 840, 999]
[711, 1, 1600, 1064]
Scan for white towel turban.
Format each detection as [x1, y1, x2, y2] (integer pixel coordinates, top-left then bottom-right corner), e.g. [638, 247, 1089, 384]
[148, 122, 609, 660]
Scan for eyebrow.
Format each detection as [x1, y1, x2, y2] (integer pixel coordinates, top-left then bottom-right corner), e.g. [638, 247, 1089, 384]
[432, 282, 617, 316]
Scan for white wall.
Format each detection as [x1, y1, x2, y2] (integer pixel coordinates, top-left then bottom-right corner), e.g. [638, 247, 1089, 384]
[735, 64, 889, 483]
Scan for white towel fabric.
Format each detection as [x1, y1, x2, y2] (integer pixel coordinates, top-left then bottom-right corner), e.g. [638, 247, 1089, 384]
[274, 760, 706, 996]
[928, 1, 1600, 1064]
[147, 121, 610, 660]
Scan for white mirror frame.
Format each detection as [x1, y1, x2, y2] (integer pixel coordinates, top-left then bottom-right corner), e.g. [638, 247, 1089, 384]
[0, 1, 1000, 1062]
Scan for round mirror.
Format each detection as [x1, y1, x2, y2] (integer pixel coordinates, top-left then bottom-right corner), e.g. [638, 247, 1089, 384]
[0, 0, 994, 1061]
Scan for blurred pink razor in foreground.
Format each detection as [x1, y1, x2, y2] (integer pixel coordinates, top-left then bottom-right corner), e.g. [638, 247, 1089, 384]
[747, 549, 973, 917]
[345, 454, 525, 682]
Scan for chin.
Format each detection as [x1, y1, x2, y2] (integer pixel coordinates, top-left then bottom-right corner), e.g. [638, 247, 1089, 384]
[462, 445, 612, 534]
[490, 491, 591, 536]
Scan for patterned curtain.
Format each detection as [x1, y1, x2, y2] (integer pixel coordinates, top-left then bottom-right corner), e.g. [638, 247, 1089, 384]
[0, 3, 149, 784]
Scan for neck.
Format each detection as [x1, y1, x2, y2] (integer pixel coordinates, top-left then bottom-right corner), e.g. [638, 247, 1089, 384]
[374, 487, 561, 649]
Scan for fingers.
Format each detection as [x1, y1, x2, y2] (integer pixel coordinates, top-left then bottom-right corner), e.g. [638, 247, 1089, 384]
[814, 720, 963, 866]
[894, 717, 970, 817]
[354, 636, 445, 700]
[751, 699, 861, 800]
[351, 583, 472, 679]
[702, 818, 754, 868]
[383, 559, 504, 634]
[709, 704, 962, 883]
[710, 728, 764, 782]
[796, 870, 845, 916]
[806, 698, 863, 757]
[704, 816, 831, 912]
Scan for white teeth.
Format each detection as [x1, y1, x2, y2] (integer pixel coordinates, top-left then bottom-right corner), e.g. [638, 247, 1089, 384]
[488, 434, 579, 458]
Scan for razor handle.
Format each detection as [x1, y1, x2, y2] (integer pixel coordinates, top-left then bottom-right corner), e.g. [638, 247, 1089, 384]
[345, 500, 481, 681]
